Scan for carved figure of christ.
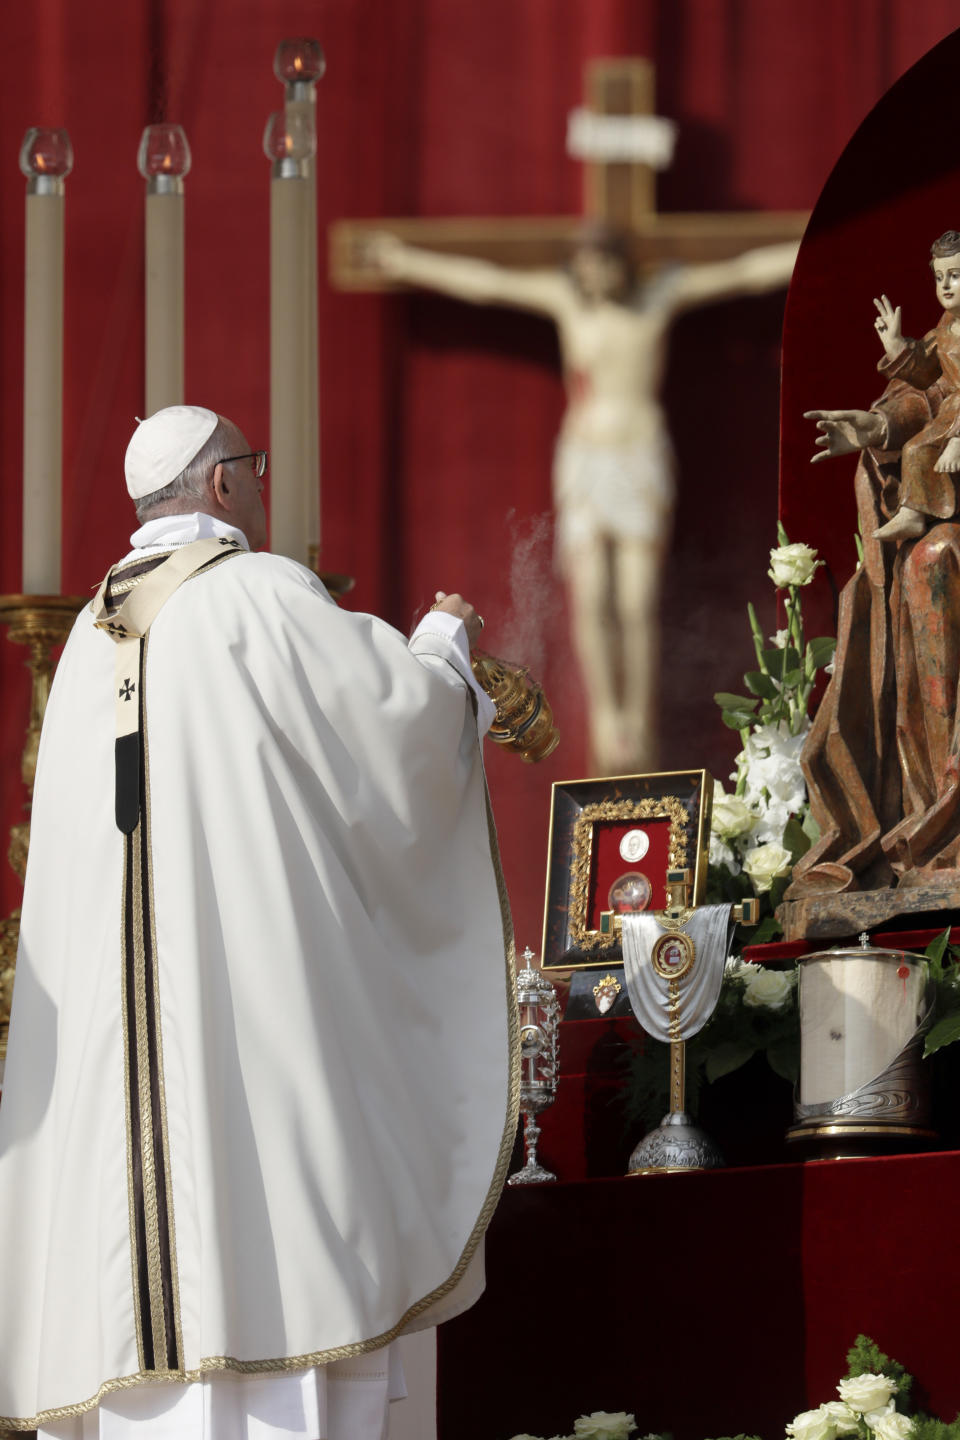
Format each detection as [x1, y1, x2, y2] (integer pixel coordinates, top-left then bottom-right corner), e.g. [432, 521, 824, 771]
[330, 59, 807, 774]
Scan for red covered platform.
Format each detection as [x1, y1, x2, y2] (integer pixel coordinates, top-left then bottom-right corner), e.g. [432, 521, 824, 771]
[438, 1150, 960, 1440]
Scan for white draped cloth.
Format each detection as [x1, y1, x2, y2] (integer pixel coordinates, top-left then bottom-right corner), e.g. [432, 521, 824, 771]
[620, 906, 732, 1043]
[0, 517, 517, 1438]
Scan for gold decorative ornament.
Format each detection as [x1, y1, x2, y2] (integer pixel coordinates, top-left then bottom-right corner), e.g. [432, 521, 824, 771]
[0, 593, 88, 1066]
[470, 650, 559, 763]
[591, 972, 622, 1015]
[569, 797, 688, 952]
[651, 929, 696, 982]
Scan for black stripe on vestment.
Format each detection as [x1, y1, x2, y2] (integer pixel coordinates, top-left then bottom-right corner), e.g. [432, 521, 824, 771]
[122, 640, 181, 1373]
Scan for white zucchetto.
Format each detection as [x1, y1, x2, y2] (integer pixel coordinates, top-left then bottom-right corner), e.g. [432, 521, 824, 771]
[124, 406, 219, 500]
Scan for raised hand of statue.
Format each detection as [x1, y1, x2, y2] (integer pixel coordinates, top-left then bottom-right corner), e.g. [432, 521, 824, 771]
[934, 436, 960, 473]
[873, 294, 906, 361]
[431, 589, 484, 648]
[804, 409, 887, 462]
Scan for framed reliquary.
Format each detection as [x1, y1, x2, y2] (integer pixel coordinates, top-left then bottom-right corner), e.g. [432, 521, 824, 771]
[539, 770, 713, 972]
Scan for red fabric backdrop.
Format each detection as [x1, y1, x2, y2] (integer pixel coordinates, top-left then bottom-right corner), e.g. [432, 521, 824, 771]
[2, 1, 959, 954]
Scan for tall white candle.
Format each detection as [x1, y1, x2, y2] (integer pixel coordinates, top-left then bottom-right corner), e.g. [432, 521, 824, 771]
[274, 40, 325, 568]
[18, 127, 73, 596]
[137, 125, 191, 416]
[263, 105, 317, 565]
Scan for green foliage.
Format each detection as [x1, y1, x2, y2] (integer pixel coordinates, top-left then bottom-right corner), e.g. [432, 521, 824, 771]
[782, 816, 812, 865]
[924, 1011, 960, 1057]
[913, 1418, 960, 1440]
[623, 968, 798, 1132]
[920, 930, 960, 1058]
[846, 1335, 913, 1410]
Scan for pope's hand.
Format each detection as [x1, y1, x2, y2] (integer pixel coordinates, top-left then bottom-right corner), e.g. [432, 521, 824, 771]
[804, 408, 885, 462]
[432, 591, 484, 648]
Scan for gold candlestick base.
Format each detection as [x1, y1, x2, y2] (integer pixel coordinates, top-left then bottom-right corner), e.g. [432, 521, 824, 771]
[0, 594, 88, 1067]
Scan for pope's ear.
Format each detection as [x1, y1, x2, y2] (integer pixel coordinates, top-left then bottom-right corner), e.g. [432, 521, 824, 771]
[212, 462, 229, 501]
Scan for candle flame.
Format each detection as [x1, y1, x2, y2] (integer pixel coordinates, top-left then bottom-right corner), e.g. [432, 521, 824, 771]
[35, 153, 47, 172]
[161, 154, 172, 171]
[294, 56, 303, 72]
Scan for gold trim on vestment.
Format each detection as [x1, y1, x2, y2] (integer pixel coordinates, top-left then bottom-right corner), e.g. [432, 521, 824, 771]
[0, 580, 519, 1433]
[131, 811, 170, 1368]
[144, 709, 186, 1371]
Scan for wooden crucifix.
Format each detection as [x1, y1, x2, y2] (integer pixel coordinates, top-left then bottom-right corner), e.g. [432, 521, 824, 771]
[328, 58, 808, 777]
[329, 58, 806, 282]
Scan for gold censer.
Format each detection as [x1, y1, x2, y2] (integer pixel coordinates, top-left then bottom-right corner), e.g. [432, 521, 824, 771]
[470, 650, 559, 763]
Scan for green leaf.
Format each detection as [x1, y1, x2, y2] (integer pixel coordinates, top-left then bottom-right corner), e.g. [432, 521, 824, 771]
[704, 1041, 756, 1083]
[722, 709, 757, 731]
[806, 636, 837, 668]
[744, 670, 780, 700]
[783, 816, 812, 864]
[761, 646, 800, 673]
[747, 913, 784, 944]
[926, 928, 951, 966]
[801, 809, 821, 843]
[769, 874, 791, 909]
[714, 692, 759, 712]
[924, 1009, 960, 1057]
[767, 1041, 800, 1083]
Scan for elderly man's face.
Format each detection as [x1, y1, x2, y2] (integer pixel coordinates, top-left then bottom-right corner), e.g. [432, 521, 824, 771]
[217, 422, 268, 550]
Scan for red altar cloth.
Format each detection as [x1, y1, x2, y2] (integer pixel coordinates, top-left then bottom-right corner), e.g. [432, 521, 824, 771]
[438, 1151, 960, 1440]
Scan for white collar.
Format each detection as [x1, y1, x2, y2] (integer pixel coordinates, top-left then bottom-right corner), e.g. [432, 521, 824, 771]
[129, 513, 250, 554]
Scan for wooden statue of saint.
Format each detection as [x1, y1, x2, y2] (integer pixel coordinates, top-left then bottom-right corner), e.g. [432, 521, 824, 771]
[789, 229, 960, 904]
[366, 226, 797, 775]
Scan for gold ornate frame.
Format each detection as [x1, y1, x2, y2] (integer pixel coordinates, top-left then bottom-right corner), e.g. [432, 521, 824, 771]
[540, 770, 712, 972]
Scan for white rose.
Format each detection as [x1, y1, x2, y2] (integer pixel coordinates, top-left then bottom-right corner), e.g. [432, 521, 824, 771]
[573, 1414, 637, 1440]
[769, 542, 822, 588]
[786, 1406, 839, 1440]
[820, 1403, 861, 1436]
[837, 1375, 898, 1414]
[712, 790, 755, 840]
[742, 966, 794, 1010]
[869, 1412, 914, 1440]
[743, 841, 793, 893]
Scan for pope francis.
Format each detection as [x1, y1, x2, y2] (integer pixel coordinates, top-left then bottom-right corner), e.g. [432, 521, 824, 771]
[0, 406, 519, 1440]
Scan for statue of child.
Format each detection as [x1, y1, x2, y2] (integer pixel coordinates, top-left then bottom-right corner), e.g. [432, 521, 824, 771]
[872, 230, 960, 541]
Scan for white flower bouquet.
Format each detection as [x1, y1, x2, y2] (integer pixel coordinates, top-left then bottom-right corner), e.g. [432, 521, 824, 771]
[709, 523, 835, 942]
[505, 1335, 958, 1440]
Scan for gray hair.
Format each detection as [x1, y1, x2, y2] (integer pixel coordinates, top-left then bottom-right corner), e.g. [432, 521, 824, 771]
[134, 418, 234, 523]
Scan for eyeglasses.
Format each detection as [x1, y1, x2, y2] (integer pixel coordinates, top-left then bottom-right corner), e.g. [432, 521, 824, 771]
[220, 450, 268, 478]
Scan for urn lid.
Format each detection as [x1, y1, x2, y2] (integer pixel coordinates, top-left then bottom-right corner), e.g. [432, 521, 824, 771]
[797, 932, 926, 967]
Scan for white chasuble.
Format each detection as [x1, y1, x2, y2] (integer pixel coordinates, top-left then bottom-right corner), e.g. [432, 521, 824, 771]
[0, 548, 518, 1432]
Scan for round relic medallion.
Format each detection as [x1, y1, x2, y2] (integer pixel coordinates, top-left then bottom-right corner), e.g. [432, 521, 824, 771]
[619, 828, 650, 863]
[651, 929, 696, 981]
[519, 1023, 545, 1060]
[608, 870, 652, 914]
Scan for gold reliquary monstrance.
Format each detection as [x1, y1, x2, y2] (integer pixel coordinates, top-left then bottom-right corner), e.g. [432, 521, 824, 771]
[540, 770, 757, 1175]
